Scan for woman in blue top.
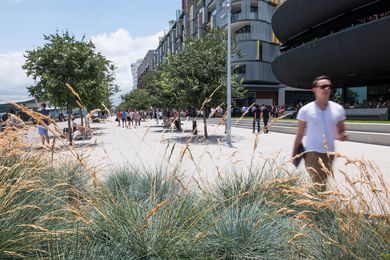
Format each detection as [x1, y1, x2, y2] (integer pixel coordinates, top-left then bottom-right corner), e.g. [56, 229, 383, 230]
[38, 103, 51, 146]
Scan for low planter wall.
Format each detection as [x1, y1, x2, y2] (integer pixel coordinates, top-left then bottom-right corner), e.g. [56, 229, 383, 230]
[345, 108, 389, 120]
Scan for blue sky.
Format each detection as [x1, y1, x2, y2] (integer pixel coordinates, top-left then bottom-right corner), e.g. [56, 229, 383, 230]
[0, 0, 181, 103]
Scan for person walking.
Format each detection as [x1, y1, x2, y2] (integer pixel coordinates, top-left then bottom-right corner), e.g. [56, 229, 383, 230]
[252, 104, 261, 133]
[133, 110, 139, 127]
[262, 105, 271, 133]
[116, 111, 122, 126]
[121, 110, 127, 128]
[126, 109, 132, 128]
[37, 103, 51, 146]
[292, 75, 347, 192]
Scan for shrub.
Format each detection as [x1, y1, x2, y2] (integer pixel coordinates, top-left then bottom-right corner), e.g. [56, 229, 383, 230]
[0, 154, 89, 259]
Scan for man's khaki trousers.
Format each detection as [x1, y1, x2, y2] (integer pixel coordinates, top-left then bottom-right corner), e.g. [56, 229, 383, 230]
[304, 152, 334, 192]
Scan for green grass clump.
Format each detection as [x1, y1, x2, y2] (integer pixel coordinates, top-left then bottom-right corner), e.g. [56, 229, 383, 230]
[1, 152, 389, 259]
[0, 154, 89, 259]
[77, 167, 205, 258]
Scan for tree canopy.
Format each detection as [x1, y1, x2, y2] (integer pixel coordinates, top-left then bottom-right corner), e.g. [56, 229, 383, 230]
[23, 31, 118, 111]
[23, 31, 119, 143]
[127, 28, 243, 137]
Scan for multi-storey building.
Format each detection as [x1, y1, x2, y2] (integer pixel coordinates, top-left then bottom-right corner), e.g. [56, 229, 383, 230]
[137, 50, 155, 89]
[130, 59, 143, 88]
[137, 0, 309, 107]
[272, 0, 390, 106]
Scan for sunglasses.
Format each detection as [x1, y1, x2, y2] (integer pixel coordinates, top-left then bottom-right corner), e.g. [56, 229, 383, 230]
[316, 84, 332, 90]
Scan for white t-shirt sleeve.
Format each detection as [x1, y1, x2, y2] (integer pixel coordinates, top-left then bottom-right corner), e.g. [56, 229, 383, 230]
[296, 106, 307, 122]
[338, 106, 346, 121]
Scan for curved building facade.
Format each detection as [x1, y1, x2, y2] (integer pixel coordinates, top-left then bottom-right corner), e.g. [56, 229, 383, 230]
[208, 0, 283, 105]
[271, 0, 390, 105]
[138, 0, 314, 107]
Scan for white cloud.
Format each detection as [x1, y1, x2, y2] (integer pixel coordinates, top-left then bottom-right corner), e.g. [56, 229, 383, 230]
[91, 29, 164, 104]
[0, 52, 33, 101]
[7, 0, 24, 3]
[0, 29, 163, 104]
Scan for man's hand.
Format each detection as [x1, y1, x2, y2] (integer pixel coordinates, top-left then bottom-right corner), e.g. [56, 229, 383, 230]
[291, 153, 297, 166]
[337, 121, 346, 141]
[338, 132, 347, 141]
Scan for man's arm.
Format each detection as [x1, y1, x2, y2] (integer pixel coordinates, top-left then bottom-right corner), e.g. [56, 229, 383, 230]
[292, 120, 306, 163]
[337, 120, 347, 141]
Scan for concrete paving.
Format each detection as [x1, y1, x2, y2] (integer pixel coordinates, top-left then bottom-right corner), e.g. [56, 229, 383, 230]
[25, 118, 390, 193]
[206, 118, 390, 146]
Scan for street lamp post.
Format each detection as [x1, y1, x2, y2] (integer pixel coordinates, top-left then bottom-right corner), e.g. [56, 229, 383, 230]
[226, 0, 232, 145]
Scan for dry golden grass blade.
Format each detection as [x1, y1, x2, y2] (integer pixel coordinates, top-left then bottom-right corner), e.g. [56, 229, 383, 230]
[206, 151, 222, 179]
[293, 212, 313, 222]
[167, 143, 176, 163]
[199, 84, 222, 113]
[16, 224, 49, 232]
[186, 146, 202, 176]
[276, 207, 296, 216]
[10, 102, 63, 141]
[233, 102, 255, 128]
[141, 125, 151, 142]
[145, 200, 169, 222]
[65, 83, 85, 109]
[4, 251, 26, 258]
[101, 103, 111, 115]
[75, 100, 84, 109]
[288, 233, 307, 244]
[192, 176, 208, 195]
[208, 101, 224, 120]
[195, 232, 206, 241]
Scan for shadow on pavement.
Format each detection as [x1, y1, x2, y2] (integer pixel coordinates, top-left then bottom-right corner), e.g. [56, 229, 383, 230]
[152, 128, 195, 134]
[162, 134, 244, 145]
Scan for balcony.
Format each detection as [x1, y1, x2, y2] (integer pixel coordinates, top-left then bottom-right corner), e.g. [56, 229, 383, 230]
[271, 16, 390, 88]
[232, 12, 258, 23]
[235, 32, 251, 41]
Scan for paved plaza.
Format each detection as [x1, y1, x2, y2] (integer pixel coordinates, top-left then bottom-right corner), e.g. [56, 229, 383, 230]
[25, 117, 389, 191]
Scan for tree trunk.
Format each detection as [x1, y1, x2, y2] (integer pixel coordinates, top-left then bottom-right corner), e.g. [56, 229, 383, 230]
[67, 105, 73, 145]
[177, 108, 182, 131]
[80, 108, 84, 127]
[192, 120, 198, 135]
[203, 108, 208, 138]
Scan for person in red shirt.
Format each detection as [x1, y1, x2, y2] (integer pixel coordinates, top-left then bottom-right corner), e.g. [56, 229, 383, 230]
[116, 111, 122, 126]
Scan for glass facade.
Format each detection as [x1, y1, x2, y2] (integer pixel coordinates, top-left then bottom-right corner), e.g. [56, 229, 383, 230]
[333, 84, 390, 108]
[285, 91, 314, 108]
[348, 87, 367, 104]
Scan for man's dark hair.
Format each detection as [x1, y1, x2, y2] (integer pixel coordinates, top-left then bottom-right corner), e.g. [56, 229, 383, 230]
[312, 75, 332, 88]
[41, 103, 46, 108]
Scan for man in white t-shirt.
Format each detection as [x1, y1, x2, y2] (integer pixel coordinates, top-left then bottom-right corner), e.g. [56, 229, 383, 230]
[292, 75, 347, 191]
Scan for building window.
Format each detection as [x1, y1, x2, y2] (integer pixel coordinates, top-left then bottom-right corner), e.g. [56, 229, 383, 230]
[233, 64, 246, 74]
[334, 86, 368, 107]
[348, 87, 367, 105]
[236, 25, 251, 34]
[250, 6, 258, 13]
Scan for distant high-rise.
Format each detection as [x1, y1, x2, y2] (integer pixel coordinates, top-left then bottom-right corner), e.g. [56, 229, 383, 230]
[131, 59, 143, 88]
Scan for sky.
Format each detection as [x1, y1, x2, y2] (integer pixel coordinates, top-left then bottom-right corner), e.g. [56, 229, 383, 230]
[0, 0, 181, 104]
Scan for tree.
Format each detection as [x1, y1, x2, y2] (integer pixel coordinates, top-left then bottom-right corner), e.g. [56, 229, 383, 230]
[144, 62, 184, 110]
[23, 31, 118, 144]
[121, 88, 152, 111]
[122, 29, 242, 137]
[165, 28, 243, 137]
